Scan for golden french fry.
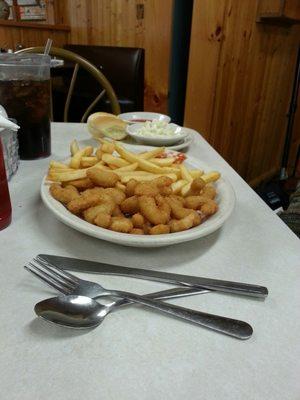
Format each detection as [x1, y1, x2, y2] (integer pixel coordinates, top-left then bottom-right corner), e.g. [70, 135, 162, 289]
[95, 148, 103, 161]
[49, 167, 76, 173]
[48, 169, 88, 182]
[115, 162, 138, 172]
[181, 182, 192, 197]
[80, 156, 98, 168]
[114, 170, 154, 177]
[201, 171, 220, 183]
[150, 157, 176, 166]
[179, 164, 193, 182]
[115, 143, 169, 174]
[160, 166, 181, 177]
[49, 161, 69, 169]
[92, 162, 111, 171]
[108, 164, 118, 170]
[69, 146, 94, 169]
[70, 140, 79, 156]
[171, 179, 187, 194]
[189, 169, 203, 179]
[139, 147, 165, 159]
[102, 153, 129, 167]
[101, 141, 115, 154]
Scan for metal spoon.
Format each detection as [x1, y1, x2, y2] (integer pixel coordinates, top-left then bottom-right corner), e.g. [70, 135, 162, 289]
[35, 295, 253, 339]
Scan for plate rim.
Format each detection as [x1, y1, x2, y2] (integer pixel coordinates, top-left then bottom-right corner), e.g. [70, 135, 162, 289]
[41, 154, 236, 247]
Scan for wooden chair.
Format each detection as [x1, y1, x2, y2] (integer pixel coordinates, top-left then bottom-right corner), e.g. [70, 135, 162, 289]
[16, 46, 121, 121]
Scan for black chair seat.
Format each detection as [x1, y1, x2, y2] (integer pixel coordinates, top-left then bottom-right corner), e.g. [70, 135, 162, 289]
[51, 45, 144, 122]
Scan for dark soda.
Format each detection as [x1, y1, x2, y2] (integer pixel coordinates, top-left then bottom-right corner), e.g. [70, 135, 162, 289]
[0, 79, 51, 159]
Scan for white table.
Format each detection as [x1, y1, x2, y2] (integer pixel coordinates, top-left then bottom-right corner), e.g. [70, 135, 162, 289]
[1, 123, 300, 400]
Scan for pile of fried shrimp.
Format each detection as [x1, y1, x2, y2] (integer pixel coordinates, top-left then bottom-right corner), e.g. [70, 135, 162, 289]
[47, 139, 220, 235]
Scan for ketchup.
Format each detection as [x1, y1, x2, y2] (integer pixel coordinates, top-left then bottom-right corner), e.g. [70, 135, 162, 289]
[0, 138, 12, 230]
[130, 119, 152, 123]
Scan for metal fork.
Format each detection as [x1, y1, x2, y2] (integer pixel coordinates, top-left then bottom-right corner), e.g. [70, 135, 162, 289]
[25, 257, 253, 339]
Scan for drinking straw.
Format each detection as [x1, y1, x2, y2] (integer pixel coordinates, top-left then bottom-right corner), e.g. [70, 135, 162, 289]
[44, 39, 53, 56]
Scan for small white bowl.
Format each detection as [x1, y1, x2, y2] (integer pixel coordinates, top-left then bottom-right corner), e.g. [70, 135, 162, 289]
[118, 111, 171, 124]
[126, 122, 188, 146]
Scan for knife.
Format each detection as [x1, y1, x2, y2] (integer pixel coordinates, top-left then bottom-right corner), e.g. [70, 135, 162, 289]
[39, 254, 268, 298]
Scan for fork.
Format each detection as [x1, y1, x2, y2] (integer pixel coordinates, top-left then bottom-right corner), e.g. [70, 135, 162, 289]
[25, 257, 253, 339]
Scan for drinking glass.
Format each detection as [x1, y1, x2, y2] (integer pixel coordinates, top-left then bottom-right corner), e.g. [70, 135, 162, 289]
[0, 53, 51, 160]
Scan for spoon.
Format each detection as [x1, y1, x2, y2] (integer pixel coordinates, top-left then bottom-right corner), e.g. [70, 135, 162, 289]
[35, 295, 253, 339]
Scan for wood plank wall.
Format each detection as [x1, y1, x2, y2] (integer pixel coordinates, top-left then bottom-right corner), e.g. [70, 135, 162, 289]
[184, 0, 300, 185]
[64, 0, 173, 113]
[0, 26, 68, 49]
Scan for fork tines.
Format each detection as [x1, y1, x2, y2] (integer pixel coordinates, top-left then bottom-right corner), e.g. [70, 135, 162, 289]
[24, 256, 78, 294]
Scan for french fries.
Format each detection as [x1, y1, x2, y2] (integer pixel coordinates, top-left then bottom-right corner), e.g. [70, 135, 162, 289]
[101, 153, 129, 168]
[179, 164, 193, 182]
[47, 138, 220, 192]
[70, 140, 79, 156]
[150, 157, 176, 166]
[69, 146, 93, 169]
[201, 171, 220, 184]
[139, 147, 165, 159]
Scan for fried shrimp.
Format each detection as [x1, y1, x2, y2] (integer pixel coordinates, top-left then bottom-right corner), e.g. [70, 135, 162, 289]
[186, 177, 206, 196]
[201, 185, 217, 199]
[81, 187, 104, 197]
[103, 188, 126, 204]
[120, 195, 139, 215]
[165, 196, 194, 219]
[200, 199, 218, 216]
[142, 220, 152, 234]
[83, 203, 115, 223]
[131, 213, 145, 228]
[130, 228, 144, 235]
[63, 178, 94, 190]
[86, 168, 120, 188]
[169, 212, 195, 233]
[134, 182, 159, 197]
[67, 193, 103, 214]
[112, 205, 124, 217]
[109, 216, 133, 233]
[125, 179, 138, 197]
[149, 224, 170, 235]
[50, 184, 79, 204]
[169, 194, 185, 205]
[184, 195, 210, 210]
[139, 195, 171, 225]
[94, 213, 111, 228]
[192, 211, 202, 227]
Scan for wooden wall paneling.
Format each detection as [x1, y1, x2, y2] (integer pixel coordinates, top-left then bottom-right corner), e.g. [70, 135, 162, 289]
[185, 0, 300, 184]
[247, 24, 300, 184]
[0, 26, 69, 50]
[143, 0, 173, 112]
[184, 0, 227, 140]
[257, 0, 284, 16]
[209, 0, 263, 178]
[66, 0, 173, 114]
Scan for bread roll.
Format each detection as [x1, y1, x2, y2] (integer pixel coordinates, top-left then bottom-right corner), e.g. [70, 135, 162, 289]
[87, 112, 127, 140]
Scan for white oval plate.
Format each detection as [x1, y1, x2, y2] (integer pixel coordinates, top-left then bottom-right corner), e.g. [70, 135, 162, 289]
[41, 154, 235, 247]
[96, 129, 194, 152]
[126, 122, 187, 146]
[119, 111, 171, 124]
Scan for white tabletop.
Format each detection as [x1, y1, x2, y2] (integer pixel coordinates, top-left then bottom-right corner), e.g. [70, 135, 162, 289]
[1, 123, 300, 400]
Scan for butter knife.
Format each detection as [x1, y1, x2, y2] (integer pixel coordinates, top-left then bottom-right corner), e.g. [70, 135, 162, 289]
[39, 254, 268, 298]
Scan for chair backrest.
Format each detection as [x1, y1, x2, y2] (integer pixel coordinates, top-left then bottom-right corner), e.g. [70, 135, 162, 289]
[16, 46, 121, 121]
[64, 44, 145, 112]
